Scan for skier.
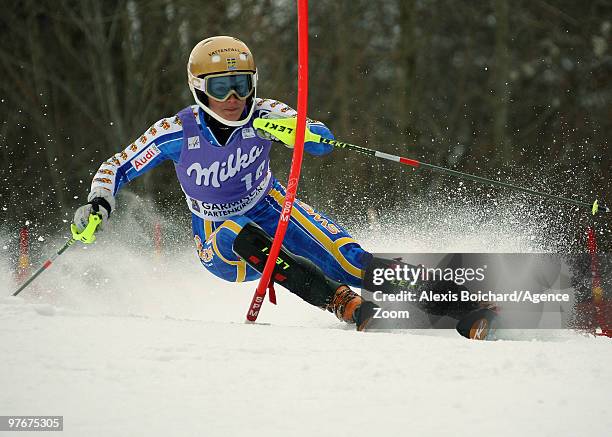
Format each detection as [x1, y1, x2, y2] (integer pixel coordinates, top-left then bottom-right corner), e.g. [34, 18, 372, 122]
[72, 36, 491, 336]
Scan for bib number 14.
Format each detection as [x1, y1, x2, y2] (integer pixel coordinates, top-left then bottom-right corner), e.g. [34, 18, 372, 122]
[240, 161, 266, 190]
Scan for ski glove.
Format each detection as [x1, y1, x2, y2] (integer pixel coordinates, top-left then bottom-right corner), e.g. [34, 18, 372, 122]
[256, 111, 291, 146]
[72, 187, 116, 233]
[256, 112, 335, 155]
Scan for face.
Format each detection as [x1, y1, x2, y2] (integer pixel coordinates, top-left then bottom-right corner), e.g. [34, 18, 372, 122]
[207, 95, 246, 122]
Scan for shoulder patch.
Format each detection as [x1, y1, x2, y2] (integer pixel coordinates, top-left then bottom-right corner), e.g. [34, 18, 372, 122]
[187, 136, 201, 150]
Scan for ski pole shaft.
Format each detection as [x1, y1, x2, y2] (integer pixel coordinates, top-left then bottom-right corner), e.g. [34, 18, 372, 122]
[11, 214, 102, 297]
[253, 117, 609, 215]
[11, 238, 76, 296]
[317, 137, 610, 215]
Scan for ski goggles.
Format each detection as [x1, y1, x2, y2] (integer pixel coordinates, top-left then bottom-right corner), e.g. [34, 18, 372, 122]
[196, 72, 256, 102]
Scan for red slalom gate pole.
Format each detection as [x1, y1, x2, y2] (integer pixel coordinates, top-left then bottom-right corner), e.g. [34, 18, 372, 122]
[17, 226, 30, 281]
[245, 0, 309, 322]
[587, 227, 611, 337]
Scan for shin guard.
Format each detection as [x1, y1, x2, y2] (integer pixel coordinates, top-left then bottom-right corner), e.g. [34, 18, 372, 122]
[233, 222, 342, 308]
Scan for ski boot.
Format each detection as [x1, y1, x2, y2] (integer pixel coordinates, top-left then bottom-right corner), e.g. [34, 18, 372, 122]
[455, 305, 499, 340]
[327, 285, 378, 331]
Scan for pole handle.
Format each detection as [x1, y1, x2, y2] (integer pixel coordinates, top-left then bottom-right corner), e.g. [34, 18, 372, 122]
[70, 214, 102, 244]
[253, 117, 321, 146]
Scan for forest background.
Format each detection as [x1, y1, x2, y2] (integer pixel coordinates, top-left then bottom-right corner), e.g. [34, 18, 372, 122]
[1, 0, 610, 257]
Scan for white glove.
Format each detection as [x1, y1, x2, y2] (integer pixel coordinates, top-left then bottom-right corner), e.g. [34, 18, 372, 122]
[256, 111, 293, 146]
[72, 187, 116, 233]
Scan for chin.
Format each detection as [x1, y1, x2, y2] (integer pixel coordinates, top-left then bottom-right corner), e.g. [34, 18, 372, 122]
[225, 113, 242, 121]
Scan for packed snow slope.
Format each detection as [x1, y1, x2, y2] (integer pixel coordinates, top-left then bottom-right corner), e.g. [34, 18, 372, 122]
[1, 205, 611, 437]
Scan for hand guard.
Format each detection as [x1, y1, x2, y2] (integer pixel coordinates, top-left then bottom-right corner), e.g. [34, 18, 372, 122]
[72, 187, 115, 234]
[256, 112, 292, 147]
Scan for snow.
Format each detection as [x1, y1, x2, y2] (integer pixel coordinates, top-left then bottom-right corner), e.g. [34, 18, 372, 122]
[1, 216, 612, 437]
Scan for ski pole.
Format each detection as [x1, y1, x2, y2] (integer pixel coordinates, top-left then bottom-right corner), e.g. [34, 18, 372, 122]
[253, 117, 610, 215]
[10, 214, 102, 297]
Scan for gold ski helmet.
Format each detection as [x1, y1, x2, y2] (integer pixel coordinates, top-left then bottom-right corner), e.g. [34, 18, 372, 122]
[187, 36, 257, 127]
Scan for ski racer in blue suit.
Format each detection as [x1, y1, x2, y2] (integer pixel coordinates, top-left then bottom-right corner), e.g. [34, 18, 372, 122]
[72, 36, 487, 336]
[72, 35, 378, 329]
